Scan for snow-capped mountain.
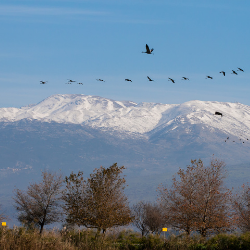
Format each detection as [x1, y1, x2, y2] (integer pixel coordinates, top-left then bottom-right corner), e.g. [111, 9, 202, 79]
[1, 94, 250, 139]
[1, 94, 250, 225]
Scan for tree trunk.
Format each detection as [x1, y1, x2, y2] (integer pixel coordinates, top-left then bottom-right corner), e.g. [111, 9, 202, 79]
[40, 222, 44, 235]
[40, 210, 47, 235]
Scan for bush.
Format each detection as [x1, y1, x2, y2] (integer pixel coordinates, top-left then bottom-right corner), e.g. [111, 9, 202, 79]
[0, 227, 74, 250]
[206, 232, 250, 250]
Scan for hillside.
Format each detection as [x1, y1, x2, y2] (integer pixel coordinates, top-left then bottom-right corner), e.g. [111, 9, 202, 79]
[1, 94, 250, 138]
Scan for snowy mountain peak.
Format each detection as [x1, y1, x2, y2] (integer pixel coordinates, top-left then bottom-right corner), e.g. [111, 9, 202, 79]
[0, 94, 250, 138]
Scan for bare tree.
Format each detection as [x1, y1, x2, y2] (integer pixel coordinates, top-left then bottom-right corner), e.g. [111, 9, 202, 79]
[64, 163, 132, 234]
[232, 183, 250, 232]
[131, 201, 149, 237]
[13, 171, 64, 234]
[132, 201, 165, 236]
[144, 202, 166, 235]
[159, 159, 232, 236]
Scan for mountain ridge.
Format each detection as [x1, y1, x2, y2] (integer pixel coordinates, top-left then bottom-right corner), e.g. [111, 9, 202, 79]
[0, 94, 250, 140]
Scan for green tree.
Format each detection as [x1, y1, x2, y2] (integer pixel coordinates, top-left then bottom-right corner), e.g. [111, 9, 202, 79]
[64, 163, 132, 234]
[63, 171, 86, 227]
[13, 171, 64, 234]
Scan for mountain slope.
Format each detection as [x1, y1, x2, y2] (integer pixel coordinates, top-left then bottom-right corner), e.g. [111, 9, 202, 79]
[1, 94, 250, 140]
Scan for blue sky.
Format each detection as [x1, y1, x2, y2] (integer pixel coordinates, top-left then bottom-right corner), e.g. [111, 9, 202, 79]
[0, 0, 249, 107]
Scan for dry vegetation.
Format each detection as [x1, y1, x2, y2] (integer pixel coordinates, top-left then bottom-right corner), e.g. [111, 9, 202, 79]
[1, 227, 250, 250]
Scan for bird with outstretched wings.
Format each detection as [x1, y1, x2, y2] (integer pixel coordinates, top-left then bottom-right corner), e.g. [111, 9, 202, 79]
[142, 44, 154, 54]
[147, 76, 154, 81]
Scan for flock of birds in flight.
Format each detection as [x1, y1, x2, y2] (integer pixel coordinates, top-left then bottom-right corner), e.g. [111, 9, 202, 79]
[39, 45, 249, 146]
[224, 136, 249, 144]
[40, 44, 245, 85]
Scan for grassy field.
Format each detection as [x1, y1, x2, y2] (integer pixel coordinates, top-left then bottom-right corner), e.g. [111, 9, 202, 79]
[1, 226, 250, 250]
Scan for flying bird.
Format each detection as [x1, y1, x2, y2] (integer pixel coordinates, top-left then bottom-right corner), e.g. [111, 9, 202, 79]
[214, 111, 223, 117]
[147, 76, 154, 81]
[206, 76, 213, 79]
[96, 79, 105, 82]
[168, 78, 175, 83]
[66, 79, 76, 84]
[142, 44, 154, 54]
[219, 71, 226, 76]
[237, 68, 244, 72]
[231, 70, 238, 75]
[40, 81, 47, 84]
[77, 82, 83, 85]
[181, 77, 189, 80]
[125, 79, 132, 82]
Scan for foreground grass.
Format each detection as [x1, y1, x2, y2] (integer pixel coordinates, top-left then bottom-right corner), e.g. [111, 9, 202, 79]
[0, 226, 250, 250]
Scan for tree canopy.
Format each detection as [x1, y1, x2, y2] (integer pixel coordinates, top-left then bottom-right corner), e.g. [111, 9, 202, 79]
[159, 159, 232, 236]
[132, 201, 165, 236]
[232, 184, 250, 232]
[64, 163, 132, 233]
[13, 171, 64, 234]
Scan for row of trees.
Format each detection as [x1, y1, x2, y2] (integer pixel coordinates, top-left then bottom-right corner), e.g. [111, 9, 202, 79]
[11, 159, 250, 236]
[13, 164, 131, 234]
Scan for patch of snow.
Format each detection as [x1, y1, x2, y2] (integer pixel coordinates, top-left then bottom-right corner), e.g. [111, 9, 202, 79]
[0, 94, 250, 139]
